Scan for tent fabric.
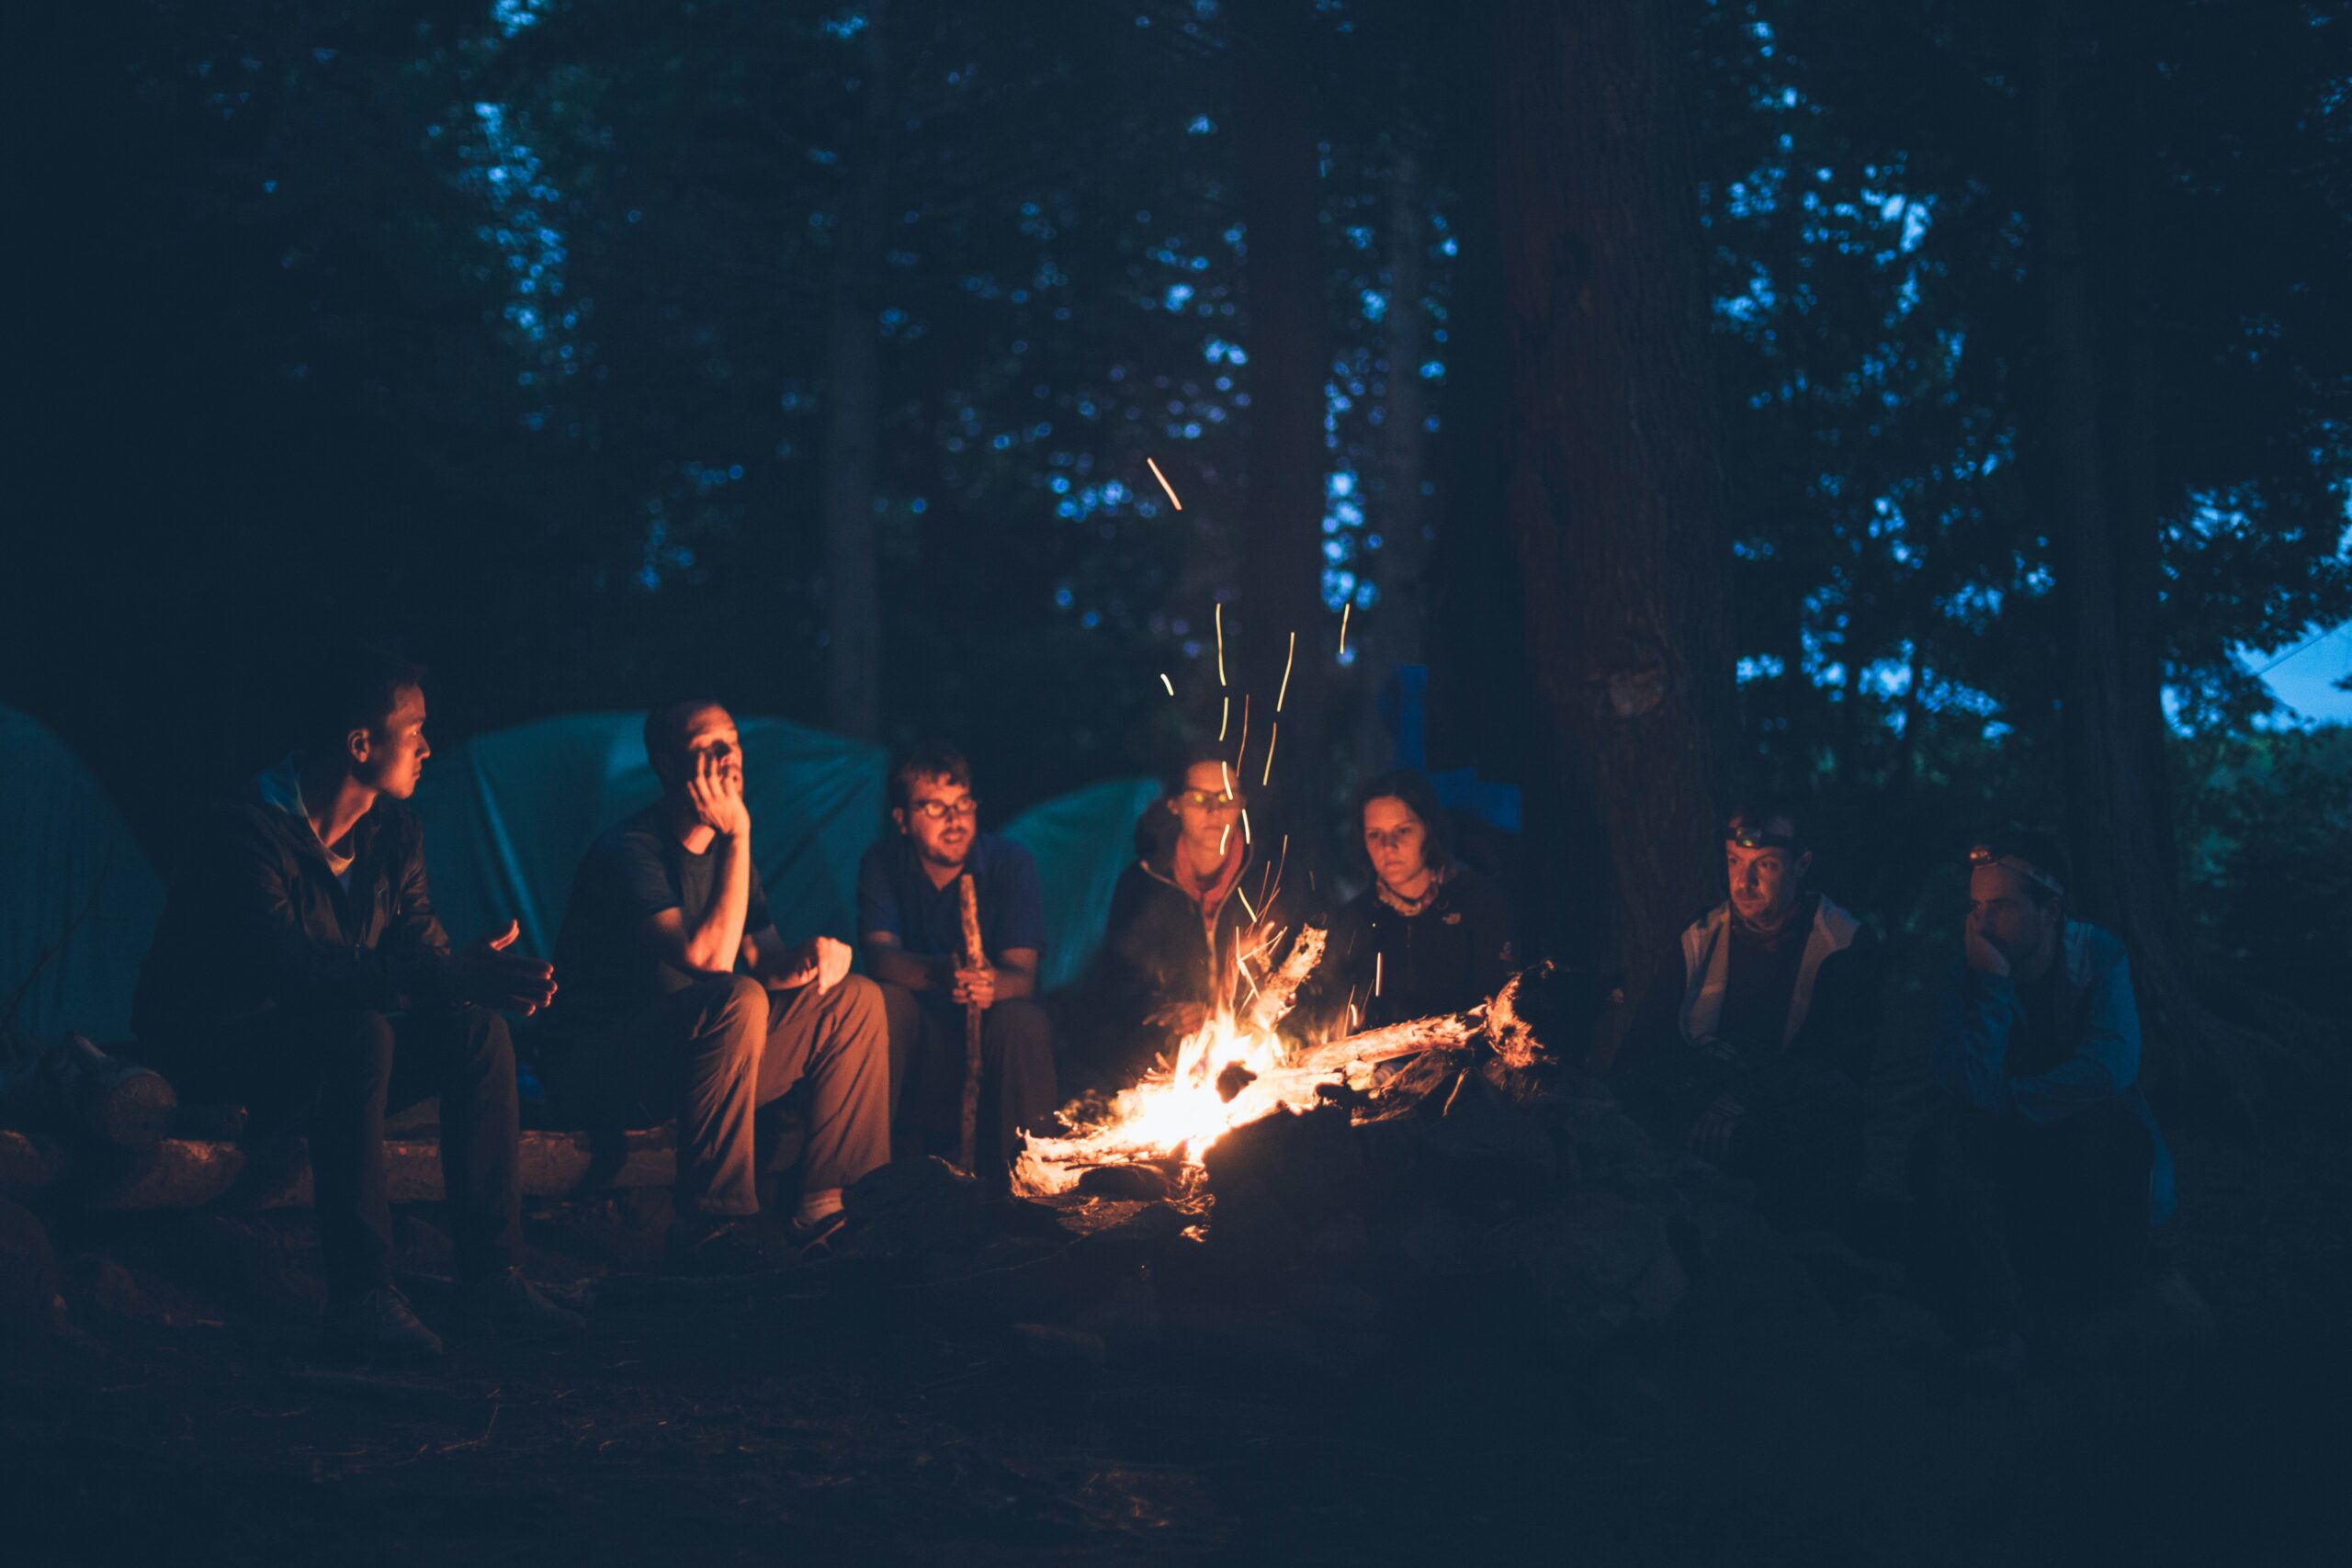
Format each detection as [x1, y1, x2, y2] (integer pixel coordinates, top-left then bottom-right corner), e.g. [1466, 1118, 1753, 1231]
[1000, 777, 1162, 991]
[0, 707, 165, 1047]
[409, 714, 888, 962]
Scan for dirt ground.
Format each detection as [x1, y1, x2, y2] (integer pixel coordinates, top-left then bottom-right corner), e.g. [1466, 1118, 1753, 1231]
[3, 1114, 2346, 1566]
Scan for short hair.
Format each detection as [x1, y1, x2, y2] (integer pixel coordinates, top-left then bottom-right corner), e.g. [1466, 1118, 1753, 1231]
[891, 740, 972, 812]
[1725, 796, 1806, 851]
[643, 697, 726, 780]
[1976, 827, 2071, 908]
[1356, 769, 1455, 871]
[1163, 739, 1242, 802]
[300, 647, 425, 757]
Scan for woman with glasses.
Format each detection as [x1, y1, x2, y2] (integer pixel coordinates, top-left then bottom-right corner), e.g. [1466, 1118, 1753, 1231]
[1076, 744, 1299, 1089]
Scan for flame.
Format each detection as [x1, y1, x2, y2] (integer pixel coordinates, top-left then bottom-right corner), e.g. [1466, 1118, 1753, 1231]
[1012, 1010, 1339, 1197]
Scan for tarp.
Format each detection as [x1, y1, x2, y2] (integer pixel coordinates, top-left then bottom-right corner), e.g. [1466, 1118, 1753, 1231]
[408, 713, 888, 960]
[0, 707, 165, 1046]
[1001, 777, 1162, 990]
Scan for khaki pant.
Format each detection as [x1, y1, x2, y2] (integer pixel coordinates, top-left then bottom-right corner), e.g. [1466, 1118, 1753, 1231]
[547, 974, 890, 1216]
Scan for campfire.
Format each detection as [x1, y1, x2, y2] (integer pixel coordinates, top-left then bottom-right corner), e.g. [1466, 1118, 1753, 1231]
[1012, 926, 1544, 1198]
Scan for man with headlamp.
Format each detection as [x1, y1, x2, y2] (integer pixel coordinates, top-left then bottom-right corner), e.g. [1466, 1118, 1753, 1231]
[1915, 829, 2176, 1376]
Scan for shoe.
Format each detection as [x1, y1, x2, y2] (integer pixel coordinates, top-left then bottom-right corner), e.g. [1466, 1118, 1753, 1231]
[322, 1286, 445, 1359]
[664, 1216, 773, 1276]
[457, 1266, 587, 1340]
[786, 1208, 847, 1257]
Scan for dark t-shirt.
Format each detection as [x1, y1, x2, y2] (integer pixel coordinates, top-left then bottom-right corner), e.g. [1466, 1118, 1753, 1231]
[1716, 897, 1815, 1061]
[856, 831, 1046, 964]
[547, 807, 772, 1031]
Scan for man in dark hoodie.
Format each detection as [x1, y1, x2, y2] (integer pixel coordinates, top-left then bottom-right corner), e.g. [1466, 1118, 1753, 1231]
[1613, 800, 1882, 1230]
[135, 651, 582, 1357]
[1079, 746, 1297, 1088]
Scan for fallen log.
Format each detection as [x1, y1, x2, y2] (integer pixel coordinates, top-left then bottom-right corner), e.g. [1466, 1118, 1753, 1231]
[0, 1035, 177, 1150]
[0, 1126, 677, 1210]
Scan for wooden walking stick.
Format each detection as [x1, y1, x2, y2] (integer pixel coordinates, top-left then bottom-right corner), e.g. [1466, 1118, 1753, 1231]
[956, 873, 985, 1175]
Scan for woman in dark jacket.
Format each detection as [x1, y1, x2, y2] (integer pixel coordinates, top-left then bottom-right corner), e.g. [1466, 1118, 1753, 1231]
[1295, 770, 1516, 1040]
[1076, 747, 1298, 1087]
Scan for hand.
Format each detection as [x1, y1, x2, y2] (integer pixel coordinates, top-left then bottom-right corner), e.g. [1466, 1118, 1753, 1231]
[1144, 1000, 1208, 1040]
[1964, 916, 2010, 977]
[1686, 1094, 1744, 1161]
[786, 934, 854, 993]
[952, 964, 997, 1010]
[685, 748, 751, 839]
[449, 919, 559, 1015]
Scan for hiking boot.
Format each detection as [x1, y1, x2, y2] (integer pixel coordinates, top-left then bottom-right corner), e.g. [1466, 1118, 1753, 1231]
[456, 1266, 587, 1340]
[322, 1286, 444, 1359]
[785, 1208, 847, 1257]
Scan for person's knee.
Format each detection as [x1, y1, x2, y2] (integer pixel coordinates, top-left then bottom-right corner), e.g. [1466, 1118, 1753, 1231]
[695, 975, 770, 1061]
[455, 1005, 515, 1070]
[828, 973, 887, 1038]
[325, 1010, 399, 1082]
[984, 998, 1053, 1062]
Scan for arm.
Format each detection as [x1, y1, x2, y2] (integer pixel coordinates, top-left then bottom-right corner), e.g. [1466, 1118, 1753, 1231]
[961, 847, 1047, 1005]
[865, 932, 954, 993]
[743, 923, 853, 993]
[1932, 964, 2025, 1111]
[206, 817, 450, 1013]
[636, 828, 753, 976]
[2005, 951, 2143, 1125]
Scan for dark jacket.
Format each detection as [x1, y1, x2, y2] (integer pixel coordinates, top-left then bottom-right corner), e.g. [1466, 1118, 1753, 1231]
[1080, 818, 1300, 1058]
[133, 769, 455, 1045]
[1294, 865, 1517, 1038]
[1613, 894, 1881, 1128]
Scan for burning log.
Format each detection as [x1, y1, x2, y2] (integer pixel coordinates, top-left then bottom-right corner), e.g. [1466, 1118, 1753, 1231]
[1292, 965, 1554, 1081]
[1244, 924, 1325, 1037]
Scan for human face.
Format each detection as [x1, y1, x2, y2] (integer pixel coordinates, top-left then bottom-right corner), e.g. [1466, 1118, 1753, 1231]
[1363, 795, 1432, 898]
[673, 705, 743, 795]
[1168, 761, 1243, 859]
[1725, 816, 1809, 930]
[1967, 863, 2061, 976]
[897, 771, 978, 870]
[354, 684, 431, 800]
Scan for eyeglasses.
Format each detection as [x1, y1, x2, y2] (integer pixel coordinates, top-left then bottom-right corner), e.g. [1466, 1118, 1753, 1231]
[1966, 842, 2064, 898]
[1176, 788, 1244, 812]
[910, 797, 979, 822]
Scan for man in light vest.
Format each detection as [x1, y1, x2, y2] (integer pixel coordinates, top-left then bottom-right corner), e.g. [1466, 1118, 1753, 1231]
[1614, 801, 1882, 1230]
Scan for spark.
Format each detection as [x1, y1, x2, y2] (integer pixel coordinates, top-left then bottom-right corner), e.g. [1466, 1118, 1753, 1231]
[1261, 722, 1278, 786]
[1235, 694, 1250, 777]
[1339, 602, 1351, 659]
[1159, 672, 1174, 696]
[1374, 951, 1384, 998]
[1240, 807, 1252, 845]
[1219, 822, 1232, 857]
[1348, 1000, 1361, 1032]
[1219, 694, 1229, 740]
[1146, 457, 1183, 511]
[1216, 603, 1227, 686]
[1221, 758, 1232, 796]
[1276, 631, 1295, 711]
[1236, 885, 1260, 923]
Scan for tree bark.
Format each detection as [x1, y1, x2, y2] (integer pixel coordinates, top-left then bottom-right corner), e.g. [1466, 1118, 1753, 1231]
[2031, 1, 2260, 1120]
[1232, 1, 1335, 825]
[1370, 122, 1432, 683]
[1492, 0, 1733, 1004]
[818, 1, 894, 740]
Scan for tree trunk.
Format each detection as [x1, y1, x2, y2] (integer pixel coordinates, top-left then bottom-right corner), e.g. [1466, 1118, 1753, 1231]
[2031, 0, 2261, 1121]
[818, 1, 893, 740]
[1492, 0, 1732, 1003]
[1370, 123, 1432, 685]
[1232, 1, 1336, 829]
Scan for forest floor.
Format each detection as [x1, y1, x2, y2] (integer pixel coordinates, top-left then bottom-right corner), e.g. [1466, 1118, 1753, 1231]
[3, 1109, 2346, 1566]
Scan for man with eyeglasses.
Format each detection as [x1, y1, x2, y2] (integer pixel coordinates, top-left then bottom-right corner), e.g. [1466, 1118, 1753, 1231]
[539, 700, 890, 1267]
[856, 741, 1055, 1185]
[1913, 829, 2176, 1377]
[1612, 801, 1881, 1230]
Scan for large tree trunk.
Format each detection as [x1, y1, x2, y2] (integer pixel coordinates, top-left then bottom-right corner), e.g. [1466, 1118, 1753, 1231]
[1232, 1, 1336, 830]
[1367, 121, 1432, 689]
[1493, 0, 1732, 1009]
[2031, 0, 2260, 1121]
[817, 1, 894, 740]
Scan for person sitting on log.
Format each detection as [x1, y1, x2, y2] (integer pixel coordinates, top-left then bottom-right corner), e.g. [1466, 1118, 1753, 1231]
[1910, 830, 2176, 1378]
[132, 649, 582, 1357]
[1292, 769, 1517, 1041]
[1076, 744, 1298, 1089]
[537, 699, 889, 1269]
[1613, 800, 1882, 1231]
[856, 741, 1056, 1188]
